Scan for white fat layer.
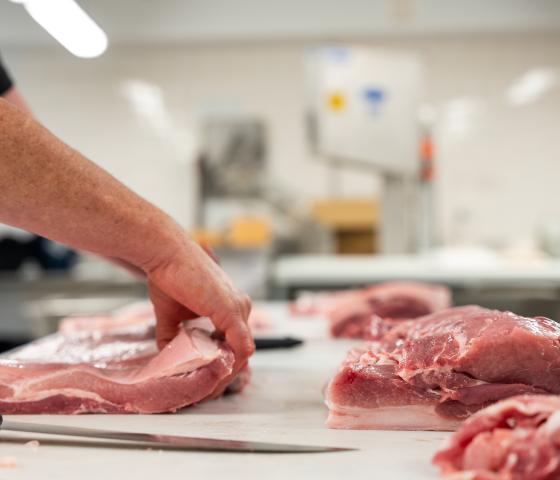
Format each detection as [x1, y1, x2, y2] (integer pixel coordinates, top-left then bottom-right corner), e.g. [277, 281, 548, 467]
[3, 387, 116, 409]
[326, 404, 461, 431]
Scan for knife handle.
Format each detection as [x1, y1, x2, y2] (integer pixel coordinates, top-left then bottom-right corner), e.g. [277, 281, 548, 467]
[254, 337, 303, 350]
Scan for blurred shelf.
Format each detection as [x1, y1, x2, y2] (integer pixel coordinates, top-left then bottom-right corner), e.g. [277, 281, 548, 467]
[273, 254, 560, 291]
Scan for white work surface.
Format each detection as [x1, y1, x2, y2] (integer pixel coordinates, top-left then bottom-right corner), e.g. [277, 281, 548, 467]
[0, 303, 448, 479]
[274, 253, 560, 289]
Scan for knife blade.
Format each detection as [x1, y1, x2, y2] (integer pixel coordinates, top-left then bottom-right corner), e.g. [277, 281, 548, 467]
[0, 416, 352, 453]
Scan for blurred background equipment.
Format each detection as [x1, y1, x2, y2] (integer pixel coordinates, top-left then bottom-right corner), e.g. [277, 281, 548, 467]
[311, 199, 379, 254]
[305, 46, 427, 254]
[198, 116, 266, 202]
[0, 0, 559, 344]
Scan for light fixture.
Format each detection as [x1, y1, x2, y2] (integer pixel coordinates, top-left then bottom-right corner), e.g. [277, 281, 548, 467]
[121, 79, 177, 144]
[507, 68, 558, 106]
[13, 0, 108, 58]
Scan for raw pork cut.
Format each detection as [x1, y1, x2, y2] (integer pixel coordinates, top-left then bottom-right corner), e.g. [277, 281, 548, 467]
[433, 395, 560, 480]
[0, 319, 239, 414]
[328, 282, 452, 339]
[60, 301, 269, 334]
[325, 306, 560, 430]
[289, 290, 364, 316]
[58, 302, 154, 334]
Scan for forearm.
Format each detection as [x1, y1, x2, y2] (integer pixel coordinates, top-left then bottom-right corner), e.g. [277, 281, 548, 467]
[0, 98, 181, 271]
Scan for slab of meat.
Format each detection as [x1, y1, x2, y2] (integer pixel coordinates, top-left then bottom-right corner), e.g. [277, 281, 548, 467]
[327, 282, 452, 339]
[58, 302, 155, 334]
[289, 290, 365, 316]
[60, 301, 269, 335]
[0, 319, 238, 414]
[433, 395, 560, 480]
[325, 306, 560, 430]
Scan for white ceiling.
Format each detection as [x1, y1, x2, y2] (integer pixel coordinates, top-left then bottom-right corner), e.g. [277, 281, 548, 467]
[1, 0, 559, 47]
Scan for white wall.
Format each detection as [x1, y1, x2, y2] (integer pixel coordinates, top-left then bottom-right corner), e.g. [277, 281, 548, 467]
[3, 33, 560, 247]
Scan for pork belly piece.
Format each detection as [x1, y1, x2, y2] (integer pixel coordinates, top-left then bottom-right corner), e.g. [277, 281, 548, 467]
[61, 301, 268, 335]
[58, 302, 155, 334]
[433, 395, 560, 480]
[289, 290, 365, 316]
[0, 322, 236, 414]
[325, 306, 560, 430]
[327, 282, 452, 340]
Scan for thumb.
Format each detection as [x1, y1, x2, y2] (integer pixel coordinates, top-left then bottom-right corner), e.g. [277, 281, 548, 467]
[149, 284, 197, 350]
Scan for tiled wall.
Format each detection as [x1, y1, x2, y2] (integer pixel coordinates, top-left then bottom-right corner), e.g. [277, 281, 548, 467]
[3, 33, 559, 248]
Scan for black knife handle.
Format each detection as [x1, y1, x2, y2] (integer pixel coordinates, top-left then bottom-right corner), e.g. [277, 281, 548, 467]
[254, 337, 303, 350]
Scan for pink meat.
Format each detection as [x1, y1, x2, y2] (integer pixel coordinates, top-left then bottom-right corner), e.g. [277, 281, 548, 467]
[289, 290, 365, 316]
[325, 306, 560, 430]
[0, 322, 236, 414]
[61, 302, 268, 335]
[327, 282, 452, 339]
[433, 395, 560, 480]
[58, 302, 155, 335]
[247, 308, 270, 333]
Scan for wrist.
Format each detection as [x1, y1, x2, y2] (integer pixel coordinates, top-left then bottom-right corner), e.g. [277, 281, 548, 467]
[121, 212, 188, 274]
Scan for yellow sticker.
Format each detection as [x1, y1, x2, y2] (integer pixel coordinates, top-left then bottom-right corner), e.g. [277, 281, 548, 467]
[327, 91, 347, 112]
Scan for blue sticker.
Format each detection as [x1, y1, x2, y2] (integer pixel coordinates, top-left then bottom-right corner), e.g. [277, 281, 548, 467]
[363, 87, 387, 114]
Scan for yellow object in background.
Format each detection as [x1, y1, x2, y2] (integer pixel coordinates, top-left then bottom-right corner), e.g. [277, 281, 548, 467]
[327, 91, 347, 112]
[312, 198, 379, 254]
[312, 199, 379, 229]
[191, 228, 224, 248]
[228, 217, 272, 248]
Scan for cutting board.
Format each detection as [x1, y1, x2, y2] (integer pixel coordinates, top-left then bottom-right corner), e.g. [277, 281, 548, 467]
[0, 302, 448, 479]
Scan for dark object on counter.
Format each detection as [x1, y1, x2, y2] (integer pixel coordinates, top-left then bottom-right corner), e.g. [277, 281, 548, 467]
[0, 235, 77, 272]
[254, 337, 303, 350]
[0, 238, 30, 270]
[0, 338, 30, 354]
[29, 236, 78, 271]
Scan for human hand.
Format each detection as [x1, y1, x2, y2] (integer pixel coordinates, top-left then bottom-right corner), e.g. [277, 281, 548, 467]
[145, 236, 254, 395]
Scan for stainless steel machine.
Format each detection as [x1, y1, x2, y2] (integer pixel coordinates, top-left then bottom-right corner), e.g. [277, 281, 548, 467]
[305, 45, 435, 254]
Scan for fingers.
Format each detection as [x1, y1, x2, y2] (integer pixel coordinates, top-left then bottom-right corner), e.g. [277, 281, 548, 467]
[239, 294, 252, 325]
[225, 315, 255, 364]
[150, 283, 197, 350]
[207, 305, 255, 398]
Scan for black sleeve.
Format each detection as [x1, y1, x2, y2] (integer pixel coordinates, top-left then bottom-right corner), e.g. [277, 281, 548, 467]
[0, 55, 14, 96]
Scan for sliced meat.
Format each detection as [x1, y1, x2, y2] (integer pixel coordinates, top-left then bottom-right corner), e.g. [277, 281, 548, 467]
[289, 290, 365, 316]
[247, 307, 270, 333]
[61, 301, 268, 335]
[327, 282, 452, 340]
[0, 321, 237, 414]
[433, 395, 560, 480]
[325, 306, 560, 430]
[58, 302, 154, 334]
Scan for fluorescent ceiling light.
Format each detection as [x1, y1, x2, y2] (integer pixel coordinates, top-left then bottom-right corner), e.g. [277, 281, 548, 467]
[17, 0, 108, 58]
[507, 68, 558, 106]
